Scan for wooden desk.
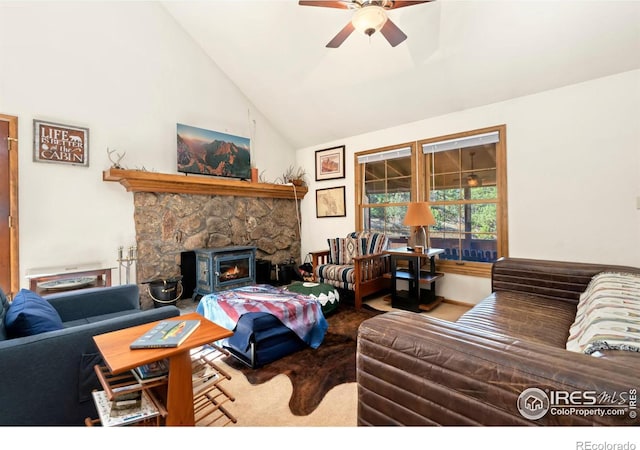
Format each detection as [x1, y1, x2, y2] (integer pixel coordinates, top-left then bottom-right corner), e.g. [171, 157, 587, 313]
[93, 312, 232, 426]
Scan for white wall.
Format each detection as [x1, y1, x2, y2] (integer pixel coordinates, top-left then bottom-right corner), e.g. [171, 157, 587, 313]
[2, 3, 638, 301]
[0, 2, 295, 287]
[298, 70, 640, 304]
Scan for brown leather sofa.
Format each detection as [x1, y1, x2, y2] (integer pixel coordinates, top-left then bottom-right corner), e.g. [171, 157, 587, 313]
[357, 257, 640, 426]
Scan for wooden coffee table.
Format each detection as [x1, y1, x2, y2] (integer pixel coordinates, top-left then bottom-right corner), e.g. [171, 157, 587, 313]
[93, 312, 232, 426]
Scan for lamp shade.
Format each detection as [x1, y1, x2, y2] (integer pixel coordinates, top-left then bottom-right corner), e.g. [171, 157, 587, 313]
[403, 202, 436, 227]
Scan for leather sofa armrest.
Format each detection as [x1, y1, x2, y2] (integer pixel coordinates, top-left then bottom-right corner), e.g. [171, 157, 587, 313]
[491, 257, 640, 305]
[357, 311, 639, 426]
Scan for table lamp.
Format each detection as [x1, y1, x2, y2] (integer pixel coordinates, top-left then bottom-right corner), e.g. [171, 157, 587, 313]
[403, 202, 436, 251]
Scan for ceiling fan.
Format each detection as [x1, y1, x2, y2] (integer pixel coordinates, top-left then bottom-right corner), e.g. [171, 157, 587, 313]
[299, 0, 433, 48]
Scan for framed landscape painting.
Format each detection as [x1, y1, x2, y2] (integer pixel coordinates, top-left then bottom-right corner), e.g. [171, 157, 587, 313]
[316, 186, 346, 218]
[315, 145, 345, 181]
[177, 123, 251, 179]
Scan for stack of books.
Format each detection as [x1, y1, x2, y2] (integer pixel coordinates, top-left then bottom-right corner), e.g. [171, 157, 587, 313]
[110, 387, 142, 412]
[132, 359, 169, 384]
[92, 390, 159, 426]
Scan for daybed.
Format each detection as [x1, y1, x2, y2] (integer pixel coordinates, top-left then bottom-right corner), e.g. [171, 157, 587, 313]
[0, 284, 180, 425]
[357, 257, 640, 426]
[311, 231, 391, 309]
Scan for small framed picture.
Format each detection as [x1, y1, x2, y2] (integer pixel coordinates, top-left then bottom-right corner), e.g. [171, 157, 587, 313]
[316, 186, 346, 218]
[315, 145, 345, 181]
[33, 120, 89, 167]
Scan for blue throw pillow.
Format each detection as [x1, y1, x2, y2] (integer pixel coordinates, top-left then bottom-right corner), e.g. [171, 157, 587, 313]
[5, 289, 64, 338]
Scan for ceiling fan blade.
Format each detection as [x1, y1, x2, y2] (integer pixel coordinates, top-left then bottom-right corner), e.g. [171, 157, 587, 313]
[387, 0, 433, 9]
[298, 1, 353, 9]
[380, 17, 407, 47]
[326, 22, 355, 48]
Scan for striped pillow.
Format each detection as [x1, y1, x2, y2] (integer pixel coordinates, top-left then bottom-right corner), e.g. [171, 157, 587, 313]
[328, 237, 364, 265]
[347, 231, 389, 255]
[566, 272, 640, 355]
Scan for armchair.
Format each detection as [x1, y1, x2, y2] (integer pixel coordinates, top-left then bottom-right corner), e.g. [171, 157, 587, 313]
[310, 231, 391, 309]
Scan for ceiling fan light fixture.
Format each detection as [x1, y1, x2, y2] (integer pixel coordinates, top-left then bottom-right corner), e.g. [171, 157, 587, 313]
[467, 174, 481, 187]
[466, 151, 482, 187]
[352, 6, 388, 37]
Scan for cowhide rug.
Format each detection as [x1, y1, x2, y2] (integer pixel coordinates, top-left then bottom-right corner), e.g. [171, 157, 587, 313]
[222, 302, 383, 416]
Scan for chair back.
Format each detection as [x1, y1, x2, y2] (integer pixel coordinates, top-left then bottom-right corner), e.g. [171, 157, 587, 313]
[347, 231, 389, 255]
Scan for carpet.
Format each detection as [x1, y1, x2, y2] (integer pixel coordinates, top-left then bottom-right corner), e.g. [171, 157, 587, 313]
[222, 302, 383, 416]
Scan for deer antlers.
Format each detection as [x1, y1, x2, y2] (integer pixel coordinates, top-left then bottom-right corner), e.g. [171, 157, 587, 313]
[107, 147, 126, 169]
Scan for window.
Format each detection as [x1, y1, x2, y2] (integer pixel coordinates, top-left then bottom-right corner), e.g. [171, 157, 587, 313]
[355, 126, 508, 277]
[355, 143, 416, 248]
[420, 125, 508, 276]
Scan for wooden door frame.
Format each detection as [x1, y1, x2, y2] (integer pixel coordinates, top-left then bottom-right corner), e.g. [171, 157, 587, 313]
[0, 114, 19, 298]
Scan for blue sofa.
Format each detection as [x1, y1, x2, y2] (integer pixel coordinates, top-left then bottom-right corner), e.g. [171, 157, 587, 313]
[0, 284, 180, 425]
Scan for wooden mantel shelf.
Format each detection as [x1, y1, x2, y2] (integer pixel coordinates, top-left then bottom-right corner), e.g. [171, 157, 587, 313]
[103, 168, 307, 200]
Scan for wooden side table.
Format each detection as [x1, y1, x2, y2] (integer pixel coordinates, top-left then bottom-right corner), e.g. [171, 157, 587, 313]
[385, 247, 445, 312]
[93, 312, 233, 426]
[26, 263, 115, 296]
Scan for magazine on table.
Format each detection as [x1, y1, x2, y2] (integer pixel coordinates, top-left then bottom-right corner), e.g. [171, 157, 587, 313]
[130, 319, 201, 349]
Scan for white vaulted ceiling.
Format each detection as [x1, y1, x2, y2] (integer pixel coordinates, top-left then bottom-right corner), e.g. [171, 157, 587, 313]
[162, 0, 640, 149]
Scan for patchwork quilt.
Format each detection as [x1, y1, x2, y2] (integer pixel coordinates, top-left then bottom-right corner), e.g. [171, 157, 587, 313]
[196, 284, 328, 348]
[566, 272, 640, 355]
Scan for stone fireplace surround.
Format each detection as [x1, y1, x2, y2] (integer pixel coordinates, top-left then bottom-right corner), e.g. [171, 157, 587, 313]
[104, 169, 307, 309]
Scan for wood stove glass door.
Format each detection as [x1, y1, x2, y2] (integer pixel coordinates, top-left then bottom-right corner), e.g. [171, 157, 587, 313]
[195, 252, 212, 295]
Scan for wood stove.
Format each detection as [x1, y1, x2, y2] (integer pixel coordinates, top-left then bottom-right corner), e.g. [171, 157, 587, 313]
[192, 246, 256, 300]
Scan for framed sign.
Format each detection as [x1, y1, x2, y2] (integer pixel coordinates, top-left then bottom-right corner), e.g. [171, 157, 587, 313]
[315, 145, 345, 181]
[316, 186, 346, 218]
[33, 120, 89, 167]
